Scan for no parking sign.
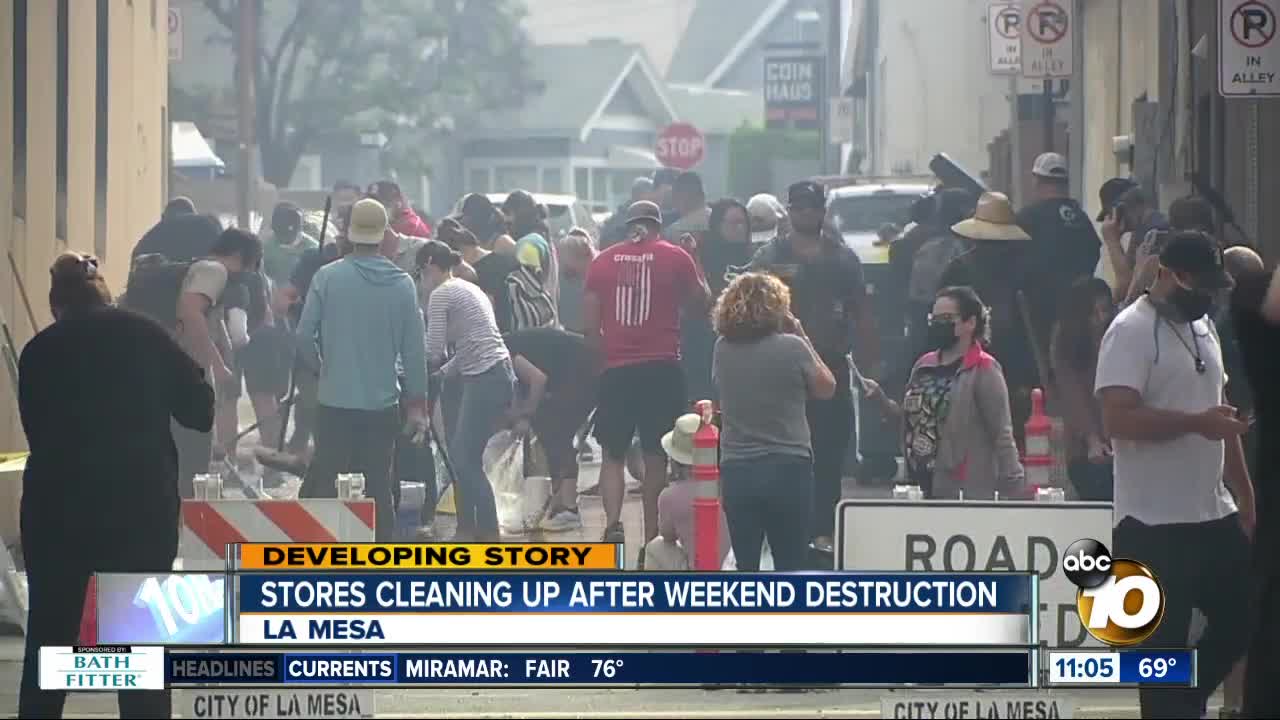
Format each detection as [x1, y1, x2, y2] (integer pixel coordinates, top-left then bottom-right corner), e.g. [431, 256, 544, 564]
[1220, 0, 1280, 96]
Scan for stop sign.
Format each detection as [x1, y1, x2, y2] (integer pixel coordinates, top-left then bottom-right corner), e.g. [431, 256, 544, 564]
[655, 122, 706, 170]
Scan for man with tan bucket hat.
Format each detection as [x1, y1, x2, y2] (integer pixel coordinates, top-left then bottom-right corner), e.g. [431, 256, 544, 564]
[939, 192, 1040, 438]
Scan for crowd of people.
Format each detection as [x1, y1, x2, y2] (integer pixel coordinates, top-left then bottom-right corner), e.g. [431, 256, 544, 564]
[12, 153, 1280, 717]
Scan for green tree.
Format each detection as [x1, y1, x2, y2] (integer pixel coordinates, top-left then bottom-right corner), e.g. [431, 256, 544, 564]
[200, 0, 538, 186]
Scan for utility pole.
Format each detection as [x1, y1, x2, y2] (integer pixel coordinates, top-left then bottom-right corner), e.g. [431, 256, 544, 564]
[236, 0, 257, 230]
[825, 0, 843, 175]
[1009, 74, 1021, 207]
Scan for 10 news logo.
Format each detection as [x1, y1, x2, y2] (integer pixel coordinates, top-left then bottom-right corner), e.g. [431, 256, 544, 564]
[1062, 538, 1165, 646]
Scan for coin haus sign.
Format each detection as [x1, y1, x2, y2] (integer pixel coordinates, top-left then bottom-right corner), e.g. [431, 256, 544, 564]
[764, 56, 824, 130]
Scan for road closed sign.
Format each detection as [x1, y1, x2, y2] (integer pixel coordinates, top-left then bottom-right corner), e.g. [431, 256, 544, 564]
[835, 499, 1113, 650]
[655, 122, 706, 171]
[1220, 0, 1280, 96]
[180, 689, 374, 718]
[1021, 0, 1073, 78]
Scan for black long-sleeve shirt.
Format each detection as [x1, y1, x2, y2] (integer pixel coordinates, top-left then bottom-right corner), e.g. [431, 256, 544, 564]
[18, 306, 214, 565]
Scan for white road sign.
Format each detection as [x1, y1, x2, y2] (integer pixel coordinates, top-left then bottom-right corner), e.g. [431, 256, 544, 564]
[830, 97, 855, 144]
[168, 8, 182, 63]
[180, 690, 374, 719]
[1021, 0, 1073, 78]
[835, 499, 1113, 650]
[1220, 0, 1280, 96]
[989, 2, 1023, 74]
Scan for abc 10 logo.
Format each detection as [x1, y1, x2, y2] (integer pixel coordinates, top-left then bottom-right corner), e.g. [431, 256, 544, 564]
[1063, 539, 1165, 646]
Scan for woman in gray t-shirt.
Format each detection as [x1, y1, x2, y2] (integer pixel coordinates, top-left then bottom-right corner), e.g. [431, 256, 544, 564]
[711, 273, 835, 570]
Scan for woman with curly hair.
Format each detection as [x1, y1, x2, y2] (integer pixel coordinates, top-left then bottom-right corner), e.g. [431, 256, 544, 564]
[712, 272, 835, 570]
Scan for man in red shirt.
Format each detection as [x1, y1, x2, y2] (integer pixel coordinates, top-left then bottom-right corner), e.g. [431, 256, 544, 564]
[368, 180, 433, 239]
[585, 200, 712, 546]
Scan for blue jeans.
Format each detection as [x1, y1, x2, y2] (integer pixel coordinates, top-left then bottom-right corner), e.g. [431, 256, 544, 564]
[450, 361, 514, 539]
[720, 454, 814, 571]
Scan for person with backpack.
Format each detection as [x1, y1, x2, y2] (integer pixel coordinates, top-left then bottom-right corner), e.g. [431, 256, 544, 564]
[938, 192, 1038, 442]
[296, 199, 428, 541]
[506, 191, 560, 310]
[509, 231, 558, 332]
[863, 286, 1024, 500]
[131, 197, 222, 263]
[125, 227, 262, 497]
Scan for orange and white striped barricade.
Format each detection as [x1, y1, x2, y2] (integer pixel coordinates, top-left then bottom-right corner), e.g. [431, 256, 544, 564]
[691, 400, 721, 572]
[178, 499, 376, 570]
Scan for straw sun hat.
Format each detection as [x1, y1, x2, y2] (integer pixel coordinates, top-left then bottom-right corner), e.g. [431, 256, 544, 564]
[950, 192, 1031, 242]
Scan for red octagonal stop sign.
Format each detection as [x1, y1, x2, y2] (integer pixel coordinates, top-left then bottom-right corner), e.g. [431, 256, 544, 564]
[655, 122, 706, 171]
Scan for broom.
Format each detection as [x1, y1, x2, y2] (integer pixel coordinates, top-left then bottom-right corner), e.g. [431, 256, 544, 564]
[255, 196, 332, 478]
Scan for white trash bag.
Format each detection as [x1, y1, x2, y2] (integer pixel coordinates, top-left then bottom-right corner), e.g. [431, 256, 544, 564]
[483, 431, 549, 534]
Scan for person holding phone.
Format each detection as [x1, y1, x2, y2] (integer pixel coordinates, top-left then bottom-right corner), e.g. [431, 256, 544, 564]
[1095, 230, 1252, 719]
[1097, 180, 1169, 305]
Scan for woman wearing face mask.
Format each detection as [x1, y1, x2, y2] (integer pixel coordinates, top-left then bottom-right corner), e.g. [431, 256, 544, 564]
[865, 286, 1024, 499]
[1051, 277, 1116, 500]
[418, 240, 515, 541]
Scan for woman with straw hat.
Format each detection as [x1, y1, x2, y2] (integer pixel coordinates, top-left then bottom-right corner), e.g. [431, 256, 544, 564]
[938, 192, 1039, 440]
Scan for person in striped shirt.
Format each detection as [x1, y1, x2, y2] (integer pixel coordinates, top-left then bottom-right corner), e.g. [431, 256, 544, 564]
[420, 240, 516, 542]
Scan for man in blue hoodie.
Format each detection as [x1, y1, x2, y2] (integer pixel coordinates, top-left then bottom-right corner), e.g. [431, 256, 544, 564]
[296, 198, 428, 541]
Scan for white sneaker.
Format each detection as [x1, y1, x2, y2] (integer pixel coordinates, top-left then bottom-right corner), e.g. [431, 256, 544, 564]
[541, 509, 583, 532]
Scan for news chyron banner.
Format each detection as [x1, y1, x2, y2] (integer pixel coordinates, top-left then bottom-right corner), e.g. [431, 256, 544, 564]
[232, 573, 1035, 646]
[92, 543, 620, 646]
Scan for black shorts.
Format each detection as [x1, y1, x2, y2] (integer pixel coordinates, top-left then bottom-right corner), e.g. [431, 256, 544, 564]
[238, 328, 292, 397]
[533, 376, 598, 480]
[593, 361, 685, 460]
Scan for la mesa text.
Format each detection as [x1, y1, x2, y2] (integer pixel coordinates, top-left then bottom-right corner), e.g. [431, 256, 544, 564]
[252, 578, 1000, 611]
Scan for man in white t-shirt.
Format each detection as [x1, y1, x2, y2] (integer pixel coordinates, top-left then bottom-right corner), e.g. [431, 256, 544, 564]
[1095, 230, 1254, 719]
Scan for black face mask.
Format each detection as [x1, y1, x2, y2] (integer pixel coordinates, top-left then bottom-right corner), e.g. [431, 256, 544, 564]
[928, 319, 959, 351]
[1170, 284, 1215, 321]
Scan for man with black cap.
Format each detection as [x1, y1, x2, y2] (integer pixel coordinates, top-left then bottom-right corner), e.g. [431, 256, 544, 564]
[601, 177, 656, 249]
[749, 180, 879, 554]
[1095, 230, 1254, 719]
[584, 200, 711, 548]
[262, 202, 319, 289]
